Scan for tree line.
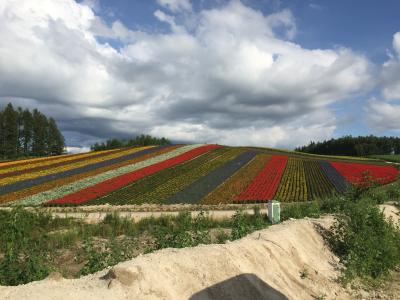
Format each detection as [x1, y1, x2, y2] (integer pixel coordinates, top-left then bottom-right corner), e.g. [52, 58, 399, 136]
[90, 134, 171, 151]
[295, 135, 400, 156]
[0, 103, 65, 159]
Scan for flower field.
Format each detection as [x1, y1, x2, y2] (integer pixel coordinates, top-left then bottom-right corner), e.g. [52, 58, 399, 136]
[275, 158, 308, 202]
[330, 161, 398, 185]
[235, 155, 288, 202]
[0, 145, 398, 206]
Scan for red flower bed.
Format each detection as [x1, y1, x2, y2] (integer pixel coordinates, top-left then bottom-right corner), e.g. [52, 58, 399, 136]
[330, 162, 398, 186]
[235, 155, 288, 202]
[48, 145, 221, 205]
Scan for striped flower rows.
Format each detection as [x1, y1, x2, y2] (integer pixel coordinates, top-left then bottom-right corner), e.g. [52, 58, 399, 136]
[275, 158, 308, 202]
[235, 155, 288, 202]
[0, 145, 178, 205]
[13, 144, 208, 206]
[48, 145, 220, 205]
[0, 147, 152, 186]
[0, 148, 125, 179]
[88, 147, 228, 205]
[1, 145, 398, 206]
[201, 154, 270, 204]
[0, 149, 119, 175]
[166, 151, 257, 204]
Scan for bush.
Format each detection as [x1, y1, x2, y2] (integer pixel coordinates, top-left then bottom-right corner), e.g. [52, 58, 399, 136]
[329, 198, 400, 282]
[281, 202, 321, 220]
[152, 212, 211, 250]
[231, 209, 269, 240]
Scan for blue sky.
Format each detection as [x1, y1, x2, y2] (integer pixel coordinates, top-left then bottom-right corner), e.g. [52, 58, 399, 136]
[1, 0, 400, 151]
[95, 0, 400, 62]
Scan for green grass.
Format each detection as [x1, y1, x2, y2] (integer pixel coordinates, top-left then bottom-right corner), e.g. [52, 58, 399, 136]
[0, 208, 270, 286]
[369, 154, 400, 163]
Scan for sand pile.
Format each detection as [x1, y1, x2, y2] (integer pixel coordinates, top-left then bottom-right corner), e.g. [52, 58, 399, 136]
[0, 216, 353, 300]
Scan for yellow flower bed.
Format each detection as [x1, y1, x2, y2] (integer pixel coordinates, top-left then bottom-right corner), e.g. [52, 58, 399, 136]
[0, 149, 118, 175]
[275, 158, 308, 202]
[0, 146, 152, 186]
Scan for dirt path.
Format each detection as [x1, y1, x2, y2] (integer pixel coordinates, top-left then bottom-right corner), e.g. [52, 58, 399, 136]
[0, 217, 352, 300]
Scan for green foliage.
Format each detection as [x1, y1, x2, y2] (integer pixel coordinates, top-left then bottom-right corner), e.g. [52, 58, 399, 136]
[91, 134, 171, 151]
[296, 135, 400, 156]
[370, 154, 400, 163]
[151, 212, 211, 250]
[231, 208, 269, 240]
[79, 238, 133, 276]
[329, 198, 400, 282]
[281, 202, 321, 221]
[0, 102, 65, 159]
[0, 208, 52, 285]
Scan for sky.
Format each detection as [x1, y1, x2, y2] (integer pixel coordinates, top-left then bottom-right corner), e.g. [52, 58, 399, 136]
[0, 0, 400, 152]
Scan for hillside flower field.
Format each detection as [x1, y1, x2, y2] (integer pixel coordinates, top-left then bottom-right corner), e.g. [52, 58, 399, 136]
[0, 145, 398, 206]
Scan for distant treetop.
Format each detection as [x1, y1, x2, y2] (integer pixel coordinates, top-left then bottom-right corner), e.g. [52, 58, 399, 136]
[295, 135, 400, 156]
[90, 134, 171, 151]
[0, 103, 65, 159]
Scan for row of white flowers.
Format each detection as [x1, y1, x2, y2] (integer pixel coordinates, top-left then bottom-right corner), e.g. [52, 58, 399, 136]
[15, 144, 204, 206]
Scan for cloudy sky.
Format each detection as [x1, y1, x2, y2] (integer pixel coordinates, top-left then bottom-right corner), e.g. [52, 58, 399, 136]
[1, 0, 400, 152]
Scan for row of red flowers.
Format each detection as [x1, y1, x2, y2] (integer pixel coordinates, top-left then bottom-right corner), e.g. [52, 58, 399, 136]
[330, 161, 398, 186]
[235, 155, 288, 201]
[47, 145, 221, 205]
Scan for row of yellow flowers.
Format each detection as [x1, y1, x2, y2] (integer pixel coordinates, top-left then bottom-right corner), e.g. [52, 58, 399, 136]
[0, 147, 152, 186]
[0, 149, 118, 175]
[275, 158, 308, 202]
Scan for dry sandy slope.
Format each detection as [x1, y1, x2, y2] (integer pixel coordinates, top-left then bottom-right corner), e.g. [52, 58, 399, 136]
[0, 217, 352, 300]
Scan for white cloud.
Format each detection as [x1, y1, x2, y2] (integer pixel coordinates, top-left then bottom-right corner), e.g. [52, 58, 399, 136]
[379, 32, 400, 100]
[393, 32, 400, 56]
[367, 32, 400, 132]
[66, 146, 91, 154]
[366, 100, 400, 131]
[0, 0, 374, 149]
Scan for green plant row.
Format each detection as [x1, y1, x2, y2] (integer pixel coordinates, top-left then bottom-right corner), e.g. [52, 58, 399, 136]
[303, 160, 336, 200]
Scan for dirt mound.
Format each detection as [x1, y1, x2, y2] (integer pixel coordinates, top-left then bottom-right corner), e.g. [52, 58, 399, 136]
[0, 216, 352, 300]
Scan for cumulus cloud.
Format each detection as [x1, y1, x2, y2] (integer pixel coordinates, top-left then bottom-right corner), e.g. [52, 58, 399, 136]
[366, 32, 400, 132]
[366, 100, 400, 132]
[0, 0, 374, 149]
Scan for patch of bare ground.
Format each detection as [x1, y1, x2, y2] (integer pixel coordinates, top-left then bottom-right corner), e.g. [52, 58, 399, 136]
[0, 217, 353, 300]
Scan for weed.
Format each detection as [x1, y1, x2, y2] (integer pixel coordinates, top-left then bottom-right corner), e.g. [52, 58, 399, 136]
[299, 267, 309, 279]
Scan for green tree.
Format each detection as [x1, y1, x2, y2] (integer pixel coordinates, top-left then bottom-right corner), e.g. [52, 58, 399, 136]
[47, 118, 65, 155]
[32, 109, 48, 156]
[2, 103, 19, 158]
[21, 109, 33, 155]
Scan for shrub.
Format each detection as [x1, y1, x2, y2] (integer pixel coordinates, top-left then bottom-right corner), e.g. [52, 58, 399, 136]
[329, 198, 400, 282]
[281, 202, 320, 220]
[231, 209, 268, 240]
